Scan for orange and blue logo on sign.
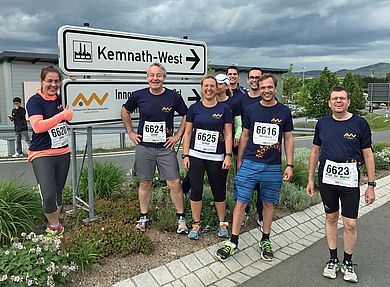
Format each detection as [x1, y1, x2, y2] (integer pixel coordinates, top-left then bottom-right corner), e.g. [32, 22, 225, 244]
[72, 92, 109, 107]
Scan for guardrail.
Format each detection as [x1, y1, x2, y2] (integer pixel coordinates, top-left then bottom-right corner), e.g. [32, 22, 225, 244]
[0, 124, 315, 156]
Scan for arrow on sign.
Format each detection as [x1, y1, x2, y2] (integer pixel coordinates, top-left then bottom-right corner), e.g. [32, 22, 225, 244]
[186, 49, 200, 70]
[188, 89, 201, 103]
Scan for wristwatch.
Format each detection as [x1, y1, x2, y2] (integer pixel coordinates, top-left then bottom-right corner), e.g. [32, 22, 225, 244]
[367, 181, 376, 187]
[181, 154, 189, 159]
[287, 164, 294, 168]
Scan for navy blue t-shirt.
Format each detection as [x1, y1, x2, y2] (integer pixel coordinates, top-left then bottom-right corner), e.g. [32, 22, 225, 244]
[313, 114, 372, 165]
[27, 93, 65, 151]
[231, 85, 247, 101]
[243, 102, 293, 164]
[238, 92, 262, 124]
[123, 88, 188, 148]
[187, 101, 232, 155]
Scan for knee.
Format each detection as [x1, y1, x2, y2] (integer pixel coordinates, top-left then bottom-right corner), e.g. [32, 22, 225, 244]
[234, 201, 247, 212]
[325, 213, 339, 225]
[344, 218, 357, 232]
[190, 190, 202, 201]
[139, 180, 152, 191]
[214, 193, 226, 202]
[166, 178, 180, 191]
[263, 202, 273, 210]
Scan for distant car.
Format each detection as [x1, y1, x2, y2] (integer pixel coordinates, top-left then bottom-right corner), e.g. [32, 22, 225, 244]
[379, 103, 387, 109]
[372, 103, 380, 109]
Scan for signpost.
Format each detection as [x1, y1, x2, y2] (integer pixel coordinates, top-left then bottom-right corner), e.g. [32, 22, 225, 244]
[62, 80, 201, 125]
[58, 25, 207, 76]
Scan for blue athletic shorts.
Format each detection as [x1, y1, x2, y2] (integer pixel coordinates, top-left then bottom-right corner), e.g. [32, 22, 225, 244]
[234, 159, 282, 204]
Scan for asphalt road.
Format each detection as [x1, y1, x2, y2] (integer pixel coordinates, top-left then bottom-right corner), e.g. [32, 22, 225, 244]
[1, 129, 390, 186]
[241, 200, 390, 287]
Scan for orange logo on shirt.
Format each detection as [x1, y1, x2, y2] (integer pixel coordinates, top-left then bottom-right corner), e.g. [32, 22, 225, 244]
[162, 107, 172, 112]
[344, 133, 357, 140]
[271, 118, 282, 123]
[212, 113, 223, 118]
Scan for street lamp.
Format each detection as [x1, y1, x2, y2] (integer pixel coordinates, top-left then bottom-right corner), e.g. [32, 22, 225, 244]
[302, 66, 306, 86]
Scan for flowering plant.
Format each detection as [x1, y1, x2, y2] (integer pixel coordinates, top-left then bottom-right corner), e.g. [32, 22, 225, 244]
[0, 232, 77, 287]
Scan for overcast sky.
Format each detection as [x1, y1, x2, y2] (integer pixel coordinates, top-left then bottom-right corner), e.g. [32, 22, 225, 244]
[1, 0, 390, 72]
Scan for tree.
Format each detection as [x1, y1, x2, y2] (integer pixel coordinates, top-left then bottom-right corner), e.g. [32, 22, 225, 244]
[303, 67, 340, 118]
[342, 72, 365, 115]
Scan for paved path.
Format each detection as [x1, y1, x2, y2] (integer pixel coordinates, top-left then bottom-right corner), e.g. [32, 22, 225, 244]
[112, 175, 390, 287]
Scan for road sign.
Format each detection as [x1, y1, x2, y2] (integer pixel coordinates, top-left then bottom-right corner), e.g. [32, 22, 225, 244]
[58, 25, 207, 76]
[368, 83, 390, 103]
[62, 80, 201, 125]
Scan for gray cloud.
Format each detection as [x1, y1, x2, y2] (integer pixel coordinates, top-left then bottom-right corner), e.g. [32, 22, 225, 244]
[1, 0, 389, 71]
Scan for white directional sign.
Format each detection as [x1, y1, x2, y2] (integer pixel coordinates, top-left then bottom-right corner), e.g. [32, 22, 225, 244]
[62, 80, 201, 125]
[58, 25, 207, 76]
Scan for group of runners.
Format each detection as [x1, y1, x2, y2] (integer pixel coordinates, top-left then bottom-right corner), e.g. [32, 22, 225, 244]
[27, 63, 376, 283]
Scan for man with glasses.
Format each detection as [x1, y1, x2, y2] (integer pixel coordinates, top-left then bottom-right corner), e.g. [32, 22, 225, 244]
[121, 62, 188, 234]
[237, 67, 264, 228]
[306, 86, 375, 283]
[8, 97, 31, 157]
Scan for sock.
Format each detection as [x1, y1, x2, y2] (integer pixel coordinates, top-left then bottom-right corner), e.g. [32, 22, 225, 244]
[231, 234, 239, 248]
[140, 213, 148, 219]
[50, 223, 60, 229]
[261, 232, 270, 241]
[343, 252, 352, 264]
[176, 212, 184, 219]
[329, 248, 338, 260]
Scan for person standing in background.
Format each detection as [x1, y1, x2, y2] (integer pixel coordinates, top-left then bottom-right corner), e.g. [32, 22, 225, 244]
[9, 97, 31, 157]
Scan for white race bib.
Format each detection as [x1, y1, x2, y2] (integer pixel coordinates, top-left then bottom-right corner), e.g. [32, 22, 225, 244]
[253, 122, 279, 145]
[49, 122, 68, 148]
[194, 129, 219, 153]
[322, 160, 359, 188]
[142, 121, 166, 143]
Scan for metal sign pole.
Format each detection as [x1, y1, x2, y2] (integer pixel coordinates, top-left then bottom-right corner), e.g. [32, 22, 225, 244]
[71, 127, 77, 210]
[87, 126, 95, 220]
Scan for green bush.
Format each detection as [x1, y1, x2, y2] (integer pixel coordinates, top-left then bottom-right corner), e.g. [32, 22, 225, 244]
[62, 219, 154, 270]
[282, 147, 314, 188]
[62, 184, 73, 205]
[279, 182, 321, 211]
[373, 142, 390, 152]
[79, 161, 126, 199]
[0, 232, 77, 286]
[374, 148, 390, 170]
[0, 180, 43, 245]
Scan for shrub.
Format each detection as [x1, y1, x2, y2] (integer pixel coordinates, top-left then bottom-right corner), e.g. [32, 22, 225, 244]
[0, 232, 77, 286]
[282, 147, 313, 188]
[374, 149, 390, 170]
[373, 142, 390, 152]
[0, 180, 43, 245]
[62, 219, 154, 270]
[62, 185, 73, 205]
[279, 182, 320, 211]
[79, 162, 126, 199]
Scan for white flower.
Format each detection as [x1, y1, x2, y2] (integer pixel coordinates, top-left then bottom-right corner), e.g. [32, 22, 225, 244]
[0, 274, 8, 281]
[35, 247, 42, 255]
[27, 279, 34, 286]
[4, 250, 10, 255]
[21, 232, 27, 237]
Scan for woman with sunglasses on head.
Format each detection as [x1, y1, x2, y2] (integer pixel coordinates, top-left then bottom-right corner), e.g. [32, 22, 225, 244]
[182, 75, 233, 240]
[27, 65, 73, 238]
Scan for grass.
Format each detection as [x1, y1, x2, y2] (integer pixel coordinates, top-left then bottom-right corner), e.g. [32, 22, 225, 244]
[364, 113, 390, 131]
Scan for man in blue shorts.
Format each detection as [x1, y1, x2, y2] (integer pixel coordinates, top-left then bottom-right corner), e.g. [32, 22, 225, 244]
[306, 86, 375, 283]
[215, 74, 294, 262]
[121, 62, 188, 234]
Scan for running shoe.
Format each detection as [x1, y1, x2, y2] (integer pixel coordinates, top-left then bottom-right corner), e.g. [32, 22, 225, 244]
[340, 261, 358, 283]
[215, 240, 236, 262]
[217, 222, 229, 238]
[323, 258, 340, 279]
[177, 216, 188, 234]
[45, 223, 64, 239]
[188, 223, 201, 240]
[136, 216, 149, 232]
[259, 239, 273, 261]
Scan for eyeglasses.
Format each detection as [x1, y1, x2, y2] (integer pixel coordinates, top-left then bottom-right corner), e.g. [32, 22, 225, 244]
[249, 76, 260, 80]
[43, 79, 61, 85]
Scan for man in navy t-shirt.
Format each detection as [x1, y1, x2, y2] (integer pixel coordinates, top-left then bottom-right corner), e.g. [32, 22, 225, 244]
[121, 62, 188, 234]
[226, 66, 247, 100]
[306, 86, 375, 283]
[216, 74, 294, 262]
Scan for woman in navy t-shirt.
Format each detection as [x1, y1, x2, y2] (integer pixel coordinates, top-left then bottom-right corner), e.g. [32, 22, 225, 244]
[182, 75, 233, 240]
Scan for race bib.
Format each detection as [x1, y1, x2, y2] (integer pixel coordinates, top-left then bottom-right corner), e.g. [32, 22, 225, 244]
[49, 122, 68, 148]
[143, 121, 166, 143]
[322, 160, 358, 188]
[253, 122, 279, 145]
[194, 128, 219, 153]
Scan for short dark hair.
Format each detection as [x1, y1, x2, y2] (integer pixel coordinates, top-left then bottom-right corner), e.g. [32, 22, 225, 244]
[259, 73, 277, 87]
[247, 67, 263, 78]
[329, 86, 349, 100]
[226, 66, 239, 74]
[13, 97, 22, 103]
